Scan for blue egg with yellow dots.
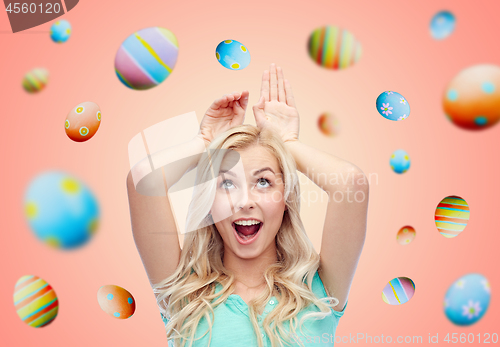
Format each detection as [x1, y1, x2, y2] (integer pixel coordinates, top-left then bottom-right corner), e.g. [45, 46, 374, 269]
[24, 171, 100, 250]
[215, 40, 250, 70]
[376, 91, 410, 121]
[50, 19, 72, 43]
[390, 149, 411, 174]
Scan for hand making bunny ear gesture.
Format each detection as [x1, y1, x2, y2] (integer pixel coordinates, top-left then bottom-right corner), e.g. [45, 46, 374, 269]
[252, 63, 300, 143]
[198, 90, 250, 147]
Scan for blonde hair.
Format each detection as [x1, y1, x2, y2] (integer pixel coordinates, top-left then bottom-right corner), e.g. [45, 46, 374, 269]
[153, 124, 340, 347]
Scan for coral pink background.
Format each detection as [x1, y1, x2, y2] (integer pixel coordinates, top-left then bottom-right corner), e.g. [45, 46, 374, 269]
[1, 0, 499, 345]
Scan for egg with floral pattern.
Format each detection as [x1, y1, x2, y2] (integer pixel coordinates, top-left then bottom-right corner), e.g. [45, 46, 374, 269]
[444, 273, 490, 326]
[65, 102, 101, 142]
[97, 285, 136, 319]
[215, 40, 250, 70]
[376, 91, 410, 121]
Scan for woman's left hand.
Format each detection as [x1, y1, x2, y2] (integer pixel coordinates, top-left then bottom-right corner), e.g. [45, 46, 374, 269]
[252, 64, 300, 143]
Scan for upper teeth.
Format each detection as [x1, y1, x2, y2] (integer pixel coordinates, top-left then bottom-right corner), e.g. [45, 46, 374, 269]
[234, 220, 261, 226]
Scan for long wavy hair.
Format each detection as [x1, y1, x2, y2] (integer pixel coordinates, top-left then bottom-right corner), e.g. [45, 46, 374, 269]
[152, 124, 340, 347]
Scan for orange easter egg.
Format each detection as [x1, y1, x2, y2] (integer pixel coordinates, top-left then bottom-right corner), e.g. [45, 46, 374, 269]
[318, 112, 340, 137]
[97, 285, 135, 319]
[396, 226, 416, 245]
[443, 64, 500, 130]
[65, 102, 101, 142]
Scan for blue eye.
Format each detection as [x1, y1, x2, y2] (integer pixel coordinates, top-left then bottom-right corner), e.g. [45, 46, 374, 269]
[220, 180, 234, 189]
[257, 178, 271, 188]
[220, 178, 271, 189]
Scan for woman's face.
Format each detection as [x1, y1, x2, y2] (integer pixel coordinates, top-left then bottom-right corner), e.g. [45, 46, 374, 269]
[211, 145, 287, 259]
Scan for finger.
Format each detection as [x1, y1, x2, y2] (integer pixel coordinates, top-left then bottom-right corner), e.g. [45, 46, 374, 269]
[233, 100, 245, 124]
[224, 94, 235, 108]
[239, 90, 249, 110]
[277, 66, 286, 103]
[231, 91, 241, 99]
[217, 94, 232, 109]
[270, 63, 278, 101]
[252, 96, 266, 127]
[210, 96, 226, 110]
[261, 70, 270, 102]
[284, 79, 296, 108]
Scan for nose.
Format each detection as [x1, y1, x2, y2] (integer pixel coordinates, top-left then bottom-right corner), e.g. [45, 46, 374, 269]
[232, 185, 256, 211]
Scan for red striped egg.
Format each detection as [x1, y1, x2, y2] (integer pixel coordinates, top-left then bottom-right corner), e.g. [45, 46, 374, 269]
[13, 275, 59, 327]
[435, 195, 470, 238]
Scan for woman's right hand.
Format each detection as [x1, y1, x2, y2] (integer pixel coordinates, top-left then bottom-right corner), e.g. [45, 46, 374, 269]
[197, 91, 249, 147]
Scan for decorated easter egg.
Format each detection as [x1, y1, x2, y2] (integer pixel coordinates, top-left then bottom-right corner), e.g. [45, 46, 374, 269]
[390, 149, 410, 174]
[50, 19, 71, 43]
[14, 275, 59, 327]
[443, 64, 500, 130]
[435, 195, 470, 238]
[430, 11, 456, 40]
[65, 102, 101, 142]
[382, 277, 415, 305]
[376, 91, 410, 121]
[308, 26, 361, 70]
[24, 171, 100, 249]
[22, 68, 49, 93]
[396, 226, 416, 245]
[115, 27, 178, 90]
[215, 40, 250, 70]
[444, 273, 490, 326]
[97, 285, 136, 319]
[318, 112, 340, 137]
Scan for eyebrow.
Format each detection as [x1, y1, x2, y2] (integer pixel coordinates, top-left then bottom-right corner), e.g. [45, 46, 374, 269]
[220, 167, 275, 177]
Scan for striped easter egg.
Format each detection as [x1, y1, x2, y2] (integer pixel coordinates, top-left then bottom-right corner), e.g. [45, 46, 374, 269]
[115, 27, 178, 90]
[307, 26, 362, 70]
[435, 195, 470, 238]
[22, 68, 49, 93]
[13, 275, 59, 327]
[382, 277, 415, 305]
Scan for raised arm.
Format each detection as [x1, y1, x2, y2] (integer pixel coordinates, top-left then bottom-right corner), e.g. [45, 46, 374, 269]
[126, 91, 249, 291]
[253, 64, 368, 312]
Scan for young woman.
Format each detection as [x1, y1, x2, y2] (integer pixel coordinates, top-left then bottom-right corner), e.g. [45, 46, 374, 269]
[126, 64, 369, 347]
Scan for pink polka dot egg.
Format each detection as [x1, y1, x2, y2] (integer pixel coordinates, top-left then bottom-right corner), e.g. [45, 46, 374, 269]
[97, 285, 135, 319]
[65, 102, 101, 142]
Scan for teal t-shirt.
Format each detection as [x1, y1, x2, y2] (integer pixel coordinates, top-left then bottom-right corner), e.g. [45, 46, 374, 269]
[160, 270, 347, 346]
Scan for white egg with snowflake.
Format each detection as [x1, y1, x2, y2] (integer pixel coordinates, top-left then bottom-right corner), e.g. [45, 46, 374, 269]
[444, 273, 490, 326]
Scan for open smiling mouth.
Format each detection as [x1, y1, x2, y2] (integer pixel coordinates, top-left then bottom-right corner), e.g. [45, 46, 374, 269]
[232, 222, 263, 243]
